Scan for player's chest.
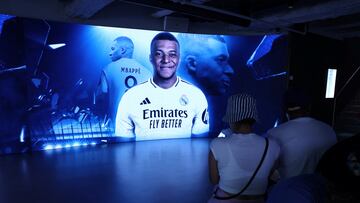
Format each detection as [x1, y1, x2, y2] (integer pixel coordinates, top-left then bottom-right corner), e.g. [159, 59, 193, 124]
[136, 91, 194, 109]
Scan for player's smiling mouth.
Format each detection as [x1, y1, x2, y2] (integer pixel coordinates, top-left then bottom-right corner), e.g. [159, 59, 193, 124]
[160, 65, 174, 69]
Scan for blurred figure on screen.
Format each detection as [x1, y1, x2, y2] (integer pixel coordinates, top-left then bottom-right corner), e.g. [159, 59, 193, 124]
[115, 32, 209, 140]
[177, 34, 234, 95]
[96, 36, 152, 128]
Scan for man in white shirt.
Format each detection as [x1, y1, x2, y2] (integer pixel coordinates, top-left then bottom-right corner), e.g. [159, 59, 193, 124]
[115, 32, 209, 140]
[267, 88, 337, 179]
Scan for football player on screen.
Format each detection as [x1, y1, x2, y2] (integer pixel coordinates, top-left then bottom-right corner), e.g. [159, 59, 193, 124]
[115, 32, 209, 140]
[96, 36, 152, 129]
[177, 34, 234, 135]
[177, 34, 234, 96]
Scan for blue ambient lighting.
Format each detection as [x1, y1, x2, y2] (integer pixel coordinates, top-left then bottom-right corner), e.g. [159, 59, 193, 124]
[43, 141, 98, 151]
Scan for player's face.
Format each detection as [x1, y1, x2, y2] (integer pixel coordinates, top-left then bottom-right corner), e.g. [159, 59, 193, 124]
[195, 39, 234, 95]
[109, 41, 121, 62]
[150, 40, 179, 80]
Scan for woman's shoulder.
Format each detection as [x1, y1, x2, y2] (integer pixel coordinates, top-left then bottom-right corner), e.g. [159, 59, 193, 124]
[210, 136, 226, 144]
[210, 136, 229, 151]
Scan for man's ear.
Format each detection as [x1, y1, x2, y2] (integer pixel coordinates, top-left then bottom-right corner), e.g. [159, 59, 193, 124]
[120, 47, 126, 55]
[185, 55, 197, 73]
[149, 54, 153, 63]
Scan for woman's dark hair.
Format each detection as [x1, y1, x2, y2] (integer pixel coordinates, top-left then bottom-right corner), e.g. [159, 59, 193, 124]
[236, 118, 256, 126]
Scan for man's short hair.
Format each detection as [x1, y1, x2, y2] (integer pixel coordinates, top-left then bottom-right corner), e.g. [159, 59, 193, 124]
[177, 34, 226, 55]
[178, 33, 226, 44]
[284, 87, 311, 112]
[114, 36, 134, 48]
[150, 32, 179, 54]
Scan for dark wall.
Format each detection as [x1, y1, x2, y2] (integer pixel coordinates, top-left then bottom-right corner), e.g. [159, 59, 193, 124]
[334, 38, 360, 133]
[288, 33, 345, 125]
[336, 38, 360, 110]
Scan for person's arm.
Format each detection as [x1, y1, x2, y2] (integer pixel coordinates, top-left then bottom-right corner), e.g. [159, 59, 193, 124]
[115, 93, 135, 138]
[209, 150, 220, 184]
[99, 72, 109, 93]
[93, 72, 109, 117]
[269, 140, 281, 182]
[269, 160, 280, 183]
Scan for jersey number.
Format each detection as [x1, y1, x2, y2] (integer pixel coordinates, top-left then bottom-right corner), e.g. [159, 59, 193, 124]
[125, 75, 137, 89]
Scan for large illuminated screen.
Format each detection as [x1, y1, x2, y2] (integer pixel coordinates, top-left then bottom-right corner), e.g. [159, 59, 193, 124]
[0, 15, 288, 154]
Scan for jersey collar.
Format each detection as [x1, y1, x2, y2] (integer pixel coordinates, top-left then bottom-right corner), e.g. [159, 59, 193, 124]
[150, 76, 180, 89]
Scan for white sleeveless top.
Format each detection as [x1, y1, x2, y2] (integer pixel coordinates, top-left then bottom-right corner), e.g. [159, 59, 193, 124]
[210, 131, 280, 195]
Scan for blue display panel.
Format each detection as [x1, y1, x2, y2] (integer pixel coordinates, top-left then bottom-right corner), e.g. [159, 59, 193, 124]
[0, 15, 288, 154]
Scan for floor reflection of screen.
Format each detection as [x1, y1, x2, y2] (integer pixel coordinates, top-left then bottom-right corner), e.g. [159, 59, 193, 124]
[0, 14, 288, 154]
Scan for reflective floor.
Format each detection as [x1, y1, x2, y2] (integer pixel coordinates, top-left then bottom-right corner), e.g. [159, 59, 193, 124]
[0, 138, 213, 203]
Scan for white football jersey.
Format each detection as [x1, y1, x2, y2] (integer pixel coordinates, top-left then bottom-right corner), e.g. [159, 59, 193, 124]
[103, 58, 152, 125]
[115, 77, 209, 140]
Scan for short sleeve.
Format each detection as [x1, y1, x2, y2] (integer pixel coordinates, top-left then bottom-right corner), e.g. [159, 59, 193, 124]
[191, 89, 209, 136]
[115, 91, 135, 138]
[210, 138, 223, 161]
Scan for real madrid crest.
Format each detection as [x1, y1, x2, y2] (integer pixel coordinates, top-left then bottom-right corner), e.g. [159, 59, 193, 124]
[202, 108, 209, 124]
[179, 94, 189, 106]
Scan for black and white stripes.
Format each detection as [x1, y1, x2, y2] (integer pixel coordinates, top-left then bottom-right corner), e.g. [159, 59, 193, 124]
[222, 94, 259, 123]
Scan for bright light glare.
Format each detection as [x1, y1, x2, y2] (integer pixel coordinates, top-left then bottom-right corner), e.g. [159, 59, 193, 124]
[72, 142, 81, 147]
[326, 69, 337, 98]
[49, 43, 66, 49]
[19, 125, 25, 143]
[218, 132, 226, 137]
[44, 145, 54, 150]
[55, 144, 62, 149]
[273, 119, 279, 128]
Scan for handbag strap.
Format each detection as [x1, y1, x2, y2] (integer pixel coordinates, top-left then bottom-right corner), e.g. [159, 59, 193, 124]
[214, 137, 269, 200]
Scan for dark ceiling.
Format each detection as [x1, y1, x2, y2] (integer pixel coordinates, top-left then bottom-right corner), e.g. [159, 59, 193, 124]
[0, 0, 360, 39]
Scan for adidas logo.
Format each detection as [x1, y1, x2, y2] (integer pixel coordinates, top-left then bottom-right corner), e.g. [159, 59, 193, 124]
[140, 97, 151, 105]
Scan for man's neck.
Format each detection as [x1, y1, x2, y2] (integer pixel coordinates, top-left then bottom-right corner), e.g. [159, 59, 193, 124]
[153, 75, 177, 89]
[230, 125, 252, 134]
[288, 110, 309, 120]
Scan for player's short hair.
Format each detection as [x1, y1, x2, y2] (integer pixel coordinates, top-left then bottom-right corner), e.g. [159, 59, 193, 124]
[284, 87, 311, 112]
[177, 33, 226, 56]
[114, 36, 134, 49]
[150, 32, 179, 54]
[178, 33, 226, 43]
